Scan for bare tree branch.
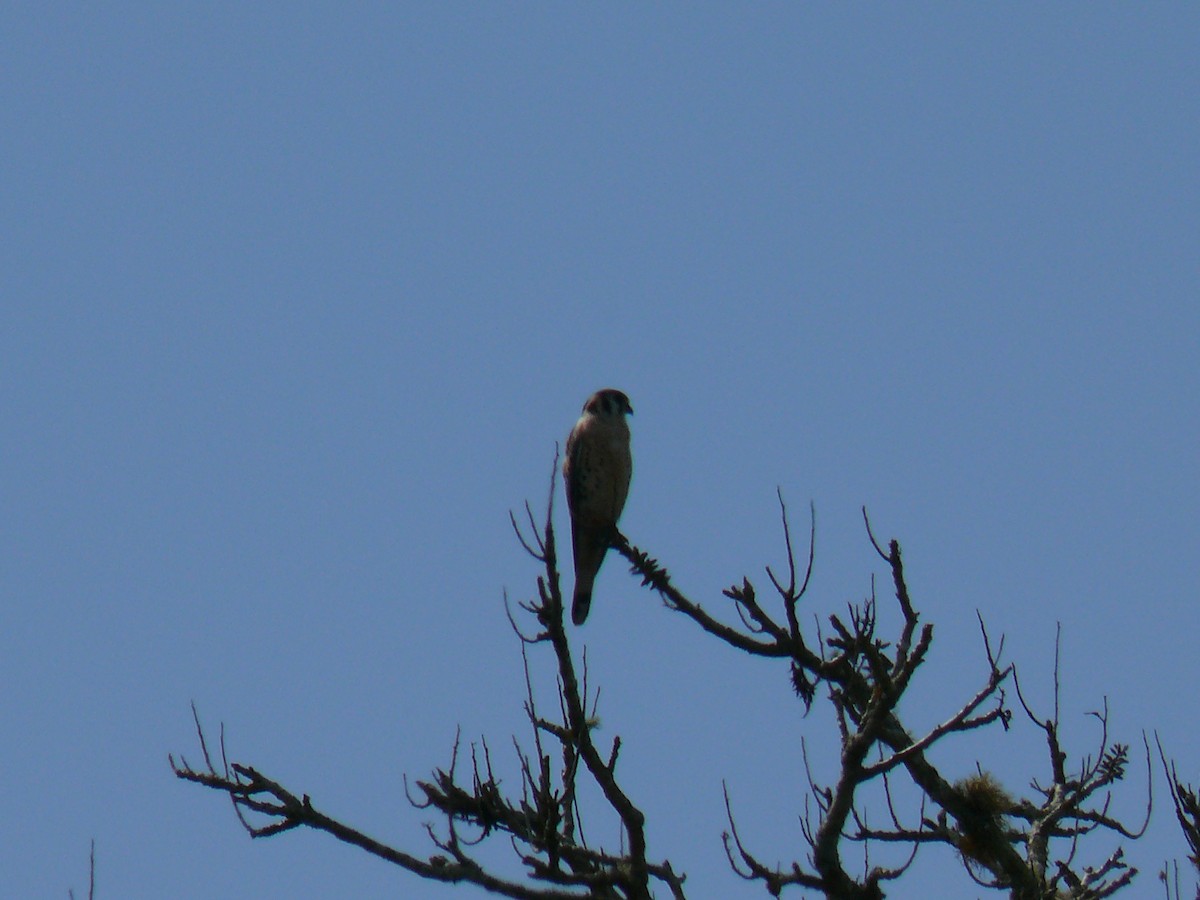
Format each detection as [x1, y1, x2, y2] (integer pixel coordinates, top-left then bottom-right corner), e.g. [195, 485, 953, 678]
[68, 840, 95, 900]
[174, 450, 685, 899]
[175, 464, 1160, 900]
[617, 502, 1151, 899]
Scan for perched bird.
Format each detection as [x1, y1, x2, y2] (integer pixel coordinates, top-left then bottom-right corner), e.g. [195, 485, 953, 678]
[563, 388, 633, 625]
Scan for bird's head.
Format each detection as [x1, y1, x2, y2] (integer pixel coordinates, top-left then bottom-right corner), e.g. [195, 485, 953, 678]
[583, 388, 633, 420]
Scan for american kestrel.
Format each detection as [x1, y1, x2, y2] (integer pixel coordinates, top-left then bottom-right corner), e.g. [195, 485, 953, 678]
[563, 388, 633, 625]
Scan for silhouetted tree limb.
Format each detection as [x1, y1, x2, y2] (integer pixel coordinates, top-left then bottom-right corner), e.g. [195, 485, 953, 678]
[615, 502, 1150, 899]
[68, 840, 95, 900]
[1157, 736, 1200, 900]
[174, 453, 684, 899]
[175, 457, 1164, 899]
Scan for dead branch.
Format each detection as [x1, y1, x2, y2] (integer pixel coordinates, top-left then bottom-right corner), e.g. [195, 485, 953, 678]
[174, 451, 684, 899]
[618, 503, 1151, 899]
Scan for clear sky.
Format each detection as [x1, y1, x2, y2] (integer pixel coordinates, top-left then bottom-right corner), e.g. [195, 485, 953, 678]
[3, 5, 1197, 898]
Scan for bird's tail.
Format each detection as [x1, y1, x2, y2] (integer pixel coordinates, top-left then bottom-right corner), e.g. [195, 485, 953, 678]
[571, 584, 593, 626]
[570, 528, 610, 626]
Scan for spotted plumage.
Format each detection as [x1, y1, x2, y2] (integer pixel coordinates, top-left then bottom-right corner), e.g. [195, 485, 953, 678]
[563, 389, 633, 625]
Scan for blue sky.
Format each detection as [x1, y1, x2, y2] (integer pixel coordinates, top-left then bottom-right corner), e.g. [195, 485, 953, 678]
[3, 5, 1197, 898]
